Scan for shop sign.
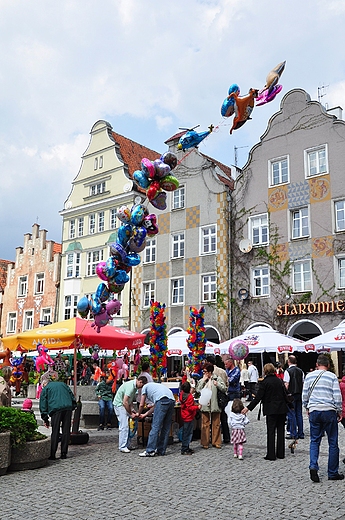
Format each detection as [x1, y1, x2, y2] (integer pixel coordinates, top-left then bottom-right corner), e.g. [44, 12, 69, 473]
[277, 299, 345, 317]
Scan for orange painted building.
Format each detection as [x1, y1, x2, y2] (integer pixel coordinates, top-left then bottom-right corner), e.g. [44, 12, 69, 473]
[1, 223, 61, 337]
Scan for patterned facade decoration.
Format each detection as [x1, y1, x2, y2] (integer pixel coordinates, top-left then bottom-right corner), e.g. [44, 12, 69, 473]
[185, 257, 200, 276]
[156, 262, 170, 280]
[288, 181, 310, 208]
[186, 206, 200, 229]
[312, 236, 334, 258]
[268, 186, 288, 211]
[157, 213, 170, 235]
[272, 243, 289, 263]
[288, 241, 310, 262]
[309, 177, 331, 203]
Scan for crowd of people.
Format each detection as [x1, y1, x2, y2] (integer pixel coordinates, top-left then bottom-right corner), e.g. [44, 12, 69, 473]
[21, 351, 345, 483]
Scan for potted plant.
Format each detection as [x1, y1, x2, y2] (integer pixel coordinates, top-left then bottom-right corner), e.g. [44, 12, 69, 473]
[0, 407, 50, 472]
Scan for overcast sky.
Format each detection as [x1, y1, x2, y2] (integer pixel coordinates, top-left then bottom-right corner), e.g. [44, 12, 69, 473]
[1, 0, 345, 260]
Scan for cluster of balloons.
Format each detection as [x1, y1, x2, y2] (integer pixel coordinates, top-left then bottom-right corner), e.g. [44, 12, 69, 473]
[149, 301, 167, 379]
[228, 339, 249, 361]
[187, 306, 206, 377]
[221, 61, 286, 134]
[133, 152, 179, 210]
[77, 151, 179, 333]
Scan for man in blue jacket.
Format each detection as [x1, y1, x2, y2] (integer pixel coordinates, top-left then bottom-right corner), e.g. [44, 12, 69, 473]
[39, 380, 77, 460]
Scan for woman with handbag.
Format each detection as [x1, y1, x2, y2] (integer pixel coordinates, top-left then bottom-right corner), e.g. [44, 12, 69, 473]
[242, 363, 288, 461]
[196, 362, 226, 449]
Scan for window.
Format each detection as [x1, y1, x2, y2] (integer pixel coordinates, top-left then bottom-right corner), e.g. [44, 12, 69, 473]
[143, 282, 155, 308]
[201, 225, 216, 254]
[7, 312, 17, 333]
[99, 155, 103, 168]
[94, 157, 98, 170]
[35, 273, 44, 294]
[18, 275, 28, 297]
[78, 217, 84, 237]
[338, 258, 345, 289]
[292, 260, 311, 292]
[172, 186, 185, 210]
[202, 274, 217, 302]
[291, 207, 309, 239]
[144, 238, 156, 263]
[69, 219, 75, 239]
[90, 181, 106, 196]
[252, 267, 269, 297]
[89, 213, 96, 234]
[335, 200, 345, 232]
[66, 252, 81, 278]
[98, 211, 105, 233]
[23, 310, 34, 331]
[171, 278, 184, 304]
[110, 209, 117, 230]
[64, 295, 78, 320]
[41, 307, 52, 324]
[305, 145, 327, 177]
[270, 157, 289, 186]
[171, 232, 185, 259]
[87, 249, 104, 276]
[249, 214, 268, 245]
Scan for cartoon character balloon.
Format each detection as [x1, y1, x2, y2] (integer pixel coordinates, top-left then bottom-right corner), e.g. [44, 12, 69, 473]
[177, 125, 214, 151]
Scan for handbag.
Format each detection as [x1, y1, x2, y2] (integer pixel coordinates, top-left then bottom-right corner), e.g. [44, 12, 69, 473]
[282, 382, 294, 409]
[217, 387, 230, 409]
[199, 386, 212, 406]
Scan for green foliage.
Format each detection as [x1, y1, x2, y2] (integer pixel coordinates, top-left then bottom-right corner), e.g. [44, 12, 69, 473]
[0, 407, 41, 448]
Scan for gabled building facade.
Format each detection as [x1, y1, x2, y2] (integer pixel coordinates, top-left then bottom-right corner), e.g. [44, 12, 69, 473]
[59, 120, 235, 342]
[232, 89, 345, 366]
[1, 224, 61, 336]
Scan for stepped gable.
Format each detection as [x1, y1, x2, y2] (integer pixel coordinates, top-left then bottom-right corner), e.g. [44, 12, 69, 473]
[0, 259, 13, 291]
[53, 243, 62, 254]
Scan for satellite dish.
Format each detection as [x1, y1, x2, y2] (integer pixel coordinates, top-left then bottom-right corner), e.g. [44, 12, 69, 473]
[239, 239, 253, 253]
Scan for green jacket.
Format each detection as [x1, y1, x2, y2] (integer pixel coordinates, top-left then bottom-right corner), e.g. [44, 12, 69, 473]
[96, 380, 113, 401]
[39, 381, 77, 420]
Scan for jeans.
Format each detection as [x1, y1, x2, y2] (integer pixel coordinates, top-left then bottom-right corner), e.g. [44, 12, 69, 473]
[98, 399, 114, 426]
[181, 421, 194, 453]
[286, 394, 304, 439]
[146, 398, 175, 455]
[114, 405, 130, 450]
[309, 410, 340, 477]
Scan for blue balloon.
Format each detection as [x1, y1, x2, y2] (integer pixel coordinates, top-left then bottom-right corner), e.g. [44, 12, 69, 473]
[77, 296, 90, 318]
[95, 282, 110, 303]
[117, 224, 132, 247]
[133, 170, 150, 189]
[91, 294, 102, 315]
[124, 253, 141, 267]
[114, 270, 130, 284]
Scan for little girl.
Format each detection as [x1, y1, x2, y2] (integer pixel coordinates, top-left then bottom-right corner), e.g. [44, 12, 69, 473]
[228, 398, 249, 460]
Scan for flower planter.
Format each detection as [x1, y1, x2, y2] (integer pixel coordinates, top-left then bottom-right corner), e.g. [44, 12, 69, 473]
[0, 432, 11, 475]
[9, 436, 50, 472]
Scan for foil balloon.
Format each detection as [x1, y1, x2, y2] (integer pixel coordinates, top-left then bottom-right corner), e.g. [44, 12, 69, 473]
[96, 261, 108, 281]
[77, 296, 90, 319]
[177, 125, 214, 151]
[153, 159, 171, 179]
[117, 224, 132, 247]
[117, 205, 131, 223]
[160, 151, 177, 170]
[143, 214, 159, 235]
[130, 204, 146, 226]
[133, 170, 150, 189]
[95, 282, 110, 303]
[160, 175, 179, 192]
[141, 158, 156, 180]
[221, 83, 240, 117]
[229, 88, 259, 134]
[256, 84, 283, 106]
[150, 191, 167, 210]
[228, 339, 249, 361]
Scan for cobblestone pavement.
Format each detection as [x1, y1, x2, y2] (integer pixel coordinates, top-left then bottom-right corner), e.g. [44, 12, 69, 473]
[2, 409, 345, 520]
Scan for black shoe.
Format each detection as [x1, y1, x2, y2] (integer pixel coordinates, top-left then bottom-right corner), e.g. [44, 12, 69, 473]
[223, 440, 230, 444]
[181, 451, 193, 455]
[264, 456, 276, 461]
[310, 469, 320, 483]
[60, 453, 67, 459]
[97, 425, 104, 431]
[48, 455, 56, 461]
[328, 473, 344, 480]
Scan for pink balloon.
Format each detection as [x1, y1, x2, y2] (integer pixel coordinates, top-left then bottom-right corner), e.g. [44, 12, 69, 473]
[228, 339, 249, 360]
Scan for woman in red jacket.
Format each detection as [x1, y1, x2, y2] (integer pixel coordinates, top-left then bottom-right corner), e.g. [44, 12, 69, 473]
[179, 381, 200, 455]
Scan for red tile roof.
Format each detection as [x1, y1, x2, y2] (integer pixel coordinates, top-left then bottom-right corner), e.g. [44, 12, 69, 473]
[111, 131, 160, 176]
[0, 260, 13, 292]
[53, 243, 62, 254]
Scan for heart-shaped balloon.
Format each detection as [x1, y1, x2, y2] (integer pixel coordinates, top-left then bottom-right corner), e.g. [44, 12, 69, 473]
[150, 191, 167, 210]
[147, 180, 161, 201]
[153, 159, 171, 179]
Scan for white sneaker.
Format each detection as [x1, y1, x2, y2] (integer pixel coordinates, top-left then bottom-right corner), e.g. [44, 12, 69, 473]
[139, 450, 155, 457]
[120, 447, 130, 453]
[238, 455, 243, 460]
[233, 454, 238, 458]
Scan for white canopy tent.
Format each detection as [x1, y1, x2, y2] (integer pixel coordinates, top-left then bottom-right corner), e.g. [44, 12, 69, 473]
[302, 320, 345, 353]
[219, 326, 305, 354]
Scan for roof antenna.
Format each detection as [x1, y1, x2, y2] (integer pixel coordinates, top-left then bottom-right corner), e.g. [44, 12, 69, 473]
[318, 84, 329, 108]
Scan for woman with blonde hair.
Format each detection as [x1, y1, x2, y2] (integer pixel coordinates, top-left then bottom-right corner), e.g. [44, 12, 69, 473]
[242, 363, 288, 461]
